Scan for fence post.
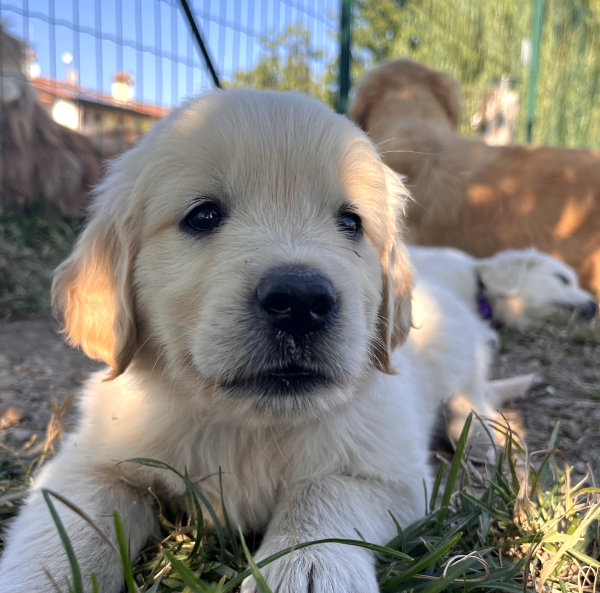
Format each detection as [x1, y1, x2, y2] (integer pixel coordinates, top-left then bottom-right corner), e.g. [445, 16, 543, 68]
[336, 0, 352, 114]
[178, 0, 221, 89]
[526, 0, 544, 143]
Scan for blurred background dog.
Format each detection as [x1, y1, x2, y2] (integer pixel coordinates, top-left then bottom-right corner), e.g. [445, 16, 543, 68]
[349, 59, 600, 293]
[409, 245, 598, 330]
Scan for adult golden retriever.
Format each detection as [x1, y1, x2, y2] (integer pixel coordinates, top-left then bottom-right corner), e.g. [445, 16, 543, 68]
[349, 59, 600, 293]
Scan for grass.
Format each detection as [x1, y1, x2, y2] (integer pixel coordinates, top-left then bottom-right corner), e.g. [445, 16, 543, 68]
[0, 415, 598, 593]
[0, 204, 81, 318]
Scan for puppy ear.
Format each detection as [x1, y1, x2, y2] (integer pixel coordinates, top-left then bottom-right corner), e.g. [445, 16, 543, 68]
[373, 170, 414, 375]
[430, 70, 462, 129]
[52, 190, 137, 379]
[476, 252, 532, 297]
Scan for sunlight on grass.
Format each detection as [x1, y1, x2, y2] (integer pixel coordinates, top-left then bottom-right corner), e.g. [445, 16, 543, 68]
[0, 414, 598, 592]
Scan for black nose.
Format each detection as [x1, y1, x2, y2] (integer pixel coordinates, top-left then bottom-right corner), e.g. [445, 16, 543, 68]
[577, 300, 599, 321]
[257, 267, 337, 335]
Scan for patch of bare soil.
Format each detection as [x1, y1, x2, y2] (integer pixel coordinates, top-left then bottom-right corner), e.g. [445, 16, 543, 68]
[0, 314, 598, 484]
[0, 316, 101, 449]
[492, 318, 600, 484]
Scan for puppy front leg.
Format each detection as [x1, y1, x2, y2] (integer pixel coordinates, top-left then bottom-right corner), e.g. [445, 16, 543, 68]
[241, 475, 421, 593]
[0, 452, 158, 593]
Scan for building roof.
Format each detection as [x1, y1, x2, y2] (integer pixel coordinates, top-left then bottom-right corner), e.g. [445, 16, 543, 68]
[31, 77, 170, 119]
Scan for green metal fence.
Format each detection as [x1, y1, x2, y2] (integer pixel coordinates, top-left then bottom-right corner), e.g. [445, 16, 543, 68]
[2, 0, 599, 152]
[348, 0, 600, 148]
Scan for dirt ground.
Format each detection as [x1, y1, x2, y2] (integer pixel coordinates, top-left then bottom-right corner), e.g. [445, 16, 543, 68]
[0, 314, 598, 483]
[0, 316, 101, 451]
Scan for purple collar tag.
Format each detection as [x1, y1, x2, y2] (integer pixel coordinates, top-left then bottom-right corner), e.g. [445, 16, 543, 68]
[476, 278, 493, 320]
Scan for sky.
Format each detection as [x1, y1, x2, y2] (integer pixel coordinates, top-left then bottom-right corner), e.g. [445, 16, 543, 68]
[1, 0, 339, 107]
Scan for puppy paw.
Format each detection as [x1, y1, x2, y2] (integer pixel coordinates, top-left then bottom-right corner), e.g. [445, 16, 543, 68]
[240, 544, 379, 593]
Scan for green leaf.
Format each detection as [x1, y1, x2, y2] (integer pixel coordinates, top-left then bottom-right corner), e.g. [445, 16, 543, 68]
[223, 537, 414, 592]
[42, 489, 84, 593]
[440, 413, 472, 522]
[418, 557, 480, 593]
[163, 550, 213, 593]
[126, 458, 227, 563]
[143, 572, 165, 593]
[113, 510, 139, 593]
[459, 492, 512, 524]
[238, 528, 273, 593]
[430, 464, 444, 513]
[567, 548, 600, 569]
[381, 532, 463, 590]
[220, 468, 241, 567]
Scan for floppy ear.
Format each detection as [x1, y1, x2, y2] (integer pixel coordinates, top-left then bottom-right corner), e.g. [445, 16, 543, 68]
[430, 70, 462, 129]
[373, 170, 414, 375]
[52, 193, 138, 379]
[475, 251, 535, 297]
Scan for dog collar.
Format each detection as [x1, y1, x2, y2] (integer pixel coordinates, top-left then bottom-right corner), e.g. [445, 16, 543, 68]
[476, 276, 493, 320]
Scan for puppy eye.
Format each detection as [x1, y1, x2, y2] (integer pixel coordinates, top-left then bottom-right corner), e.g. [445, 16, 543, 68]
[182, 202, 223, 233]
[555, 273, 570, 286]
[337, 211, 362, 239]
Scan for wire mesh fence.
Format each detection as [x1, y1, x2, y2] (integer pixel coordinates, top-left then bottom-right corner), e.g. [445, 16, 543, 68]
[1, 0, 600, 214]
[0, 0, 342, 212]
[350, 0, 600, 149]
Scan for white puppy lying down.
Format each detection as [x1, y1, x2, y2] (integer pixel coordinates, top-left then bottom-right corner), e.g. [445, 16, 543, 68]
[408, 245, 598, 330]
[410, 280, 533, 456]
[0, 89, 444, 593]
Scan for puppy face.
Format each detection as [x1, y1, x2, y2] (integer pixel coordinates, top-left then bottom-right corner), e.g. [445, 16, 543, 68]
[478, 249, 598, 328]
[53, 90, 412, 422]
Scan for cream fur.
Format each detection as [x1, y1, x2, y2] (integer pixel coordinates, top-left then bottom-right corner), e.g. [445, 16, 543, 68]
[0, 89, 431, 593]
[409, 245, 597, 330]
[0, 89, 518, 593]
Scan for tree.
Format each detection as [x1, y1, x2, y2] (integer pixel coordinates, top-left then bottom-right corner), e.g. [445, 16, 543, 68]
[352, 0, 600, 147]
[230, 24, 332, 105]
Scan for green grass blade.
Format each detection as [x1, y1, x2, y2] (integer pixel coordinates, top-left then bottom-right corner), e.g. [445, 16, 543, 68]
[471, 410, 497, 463]
[143, 572, 165, 593]
[126, 458, 227, 563]
[125, 458, 184, 476]
[163, 550, 213, 593]
[185, 478, 227, 563]
[220, 468, 241, 566]
[440, 414, 472, 521]
[222, 537, 414, 592]
[459, 492, 512, 524]
[238, 528, 273, 593]
[380, 532, 463, 590]
[113, 510, 139, 593]
[470, 582, 528, 592]
[567, 548, 600, 569]
[548, 421, 561, 449]
[429, 465, 444, 514]
[386, 510, 406, 554]
[42, 489, 84, 593]
[417, 557, 480, 593]
[185, 483, 205, 561]
[92, 573, 99, 593]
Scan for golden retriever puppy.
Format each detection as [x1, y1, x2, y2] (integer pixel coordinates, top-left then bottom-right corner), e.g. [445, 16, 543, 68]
[0, 90, 433, 593]
[409, 245, 598, 329]
[349, 59, 600, 293]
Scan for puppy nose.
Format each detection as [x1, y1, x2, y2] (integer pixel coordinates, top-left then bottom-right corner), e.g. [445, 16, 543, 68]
[577, 300, 599, 321]
[257, 267, 337, 335]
